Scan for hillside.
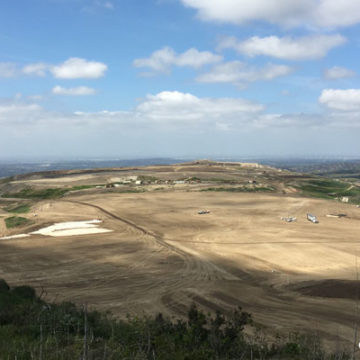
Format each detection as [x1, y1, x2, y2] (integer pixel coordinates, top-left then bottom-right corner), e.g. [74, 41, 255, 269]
[1, 161, 360, 352]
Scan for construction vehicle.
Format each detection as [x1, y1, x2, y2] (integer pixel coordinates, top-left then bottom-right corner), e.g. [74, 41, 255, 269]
[307, 213, 319, 223]
[281, 216, 297, 222]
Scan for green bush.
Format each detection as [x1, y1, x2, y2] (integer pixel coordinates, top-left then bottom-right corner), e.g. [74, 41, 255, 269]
[11, 286, 36, 300]
[0, 279, 352, 360]
[0, 279, 10, 292]
[4, 204, 31, 214]
[3, 188, 68, 199]
[5, 216, 32, 229]
[201, 186, 274, 193]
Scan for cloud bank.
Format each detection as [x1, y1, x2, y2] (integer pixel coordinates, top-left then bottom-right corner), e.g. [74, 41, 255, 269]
[218, 35, 346, 60]
[1, 90, 359, 135]
[181, 0, 360, 28]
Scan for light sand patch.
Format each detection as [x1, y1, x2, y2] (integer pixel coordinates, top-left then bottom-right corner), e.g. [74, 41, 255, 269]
[31, 220, 112, 237]
[0, 234, 30, 240]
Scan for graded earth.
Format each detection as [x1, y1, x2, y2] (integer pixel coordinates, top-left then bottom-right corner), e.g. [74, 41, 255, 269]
[1, 161, 359, 348]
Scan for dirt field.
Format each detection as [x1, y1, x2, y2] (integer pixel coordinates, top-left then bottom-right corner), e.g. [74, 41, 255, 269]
[0, 163, 360, 348]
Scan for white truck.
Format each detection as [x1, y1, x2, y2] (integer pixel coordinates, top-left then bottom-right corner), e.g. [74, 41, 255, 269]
[307, 213, 319, 223]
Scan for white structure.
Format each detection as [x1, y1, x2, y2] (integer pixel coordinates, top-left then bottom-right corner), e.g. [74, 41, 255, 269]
[135, 180, 142, 185]
[341, 197, 349, 203]
[174, 180, 185, 184]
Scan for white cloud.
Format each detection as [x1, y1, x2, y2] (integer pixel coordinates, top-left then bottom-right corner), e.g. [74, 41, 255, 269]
[196, 61, 293, 85]
[52, 85, 96, 96]
[0, 91, 263, 130]
[136, 91, 263, 123]
[133, 47, 223, 74]
[319, 89, 360, 111]
[0, 62, 17, 78]
[51, 58, 108, 79]
[218, 34, 346, 60]
[314, 0, 360, 28]
[252, 113, 327, 128]
[180, 0, 360, 28]
[22, 63, 49, 77]
[0, 103, 43, 125]
[2, 90, 360, 137]
[176, 48, 222, 68]
[324, 66, 355, 80]
[20, 58, 107, 79]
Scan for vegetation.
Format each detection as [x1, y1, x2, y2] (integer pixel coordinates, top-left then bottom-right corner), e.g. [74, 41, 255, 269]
[70, 185, 98, 191]
[188, 176, 201, 181]
[0, 176, 14, 184]
[138, 175, 158, 182]
[201, 186, 275, 193]
[207, 178, 238, 184]
[2, 185, 99, 200]
[279, 160, 360, 179]
[3, 187, 69, 199]
[295, 179, 360, 203]
[0, 279, 351, 360]
[5, 216, 33, 229]
[115, 188, 145, 194]
[4, 203, 31, 214]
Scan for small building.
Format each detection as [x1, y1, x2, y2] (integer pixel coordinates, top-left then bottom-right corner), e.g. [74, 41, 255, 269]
[174, 180, 185, 184]
[135, 180, 142, 185]
[341, 197, 349, 203]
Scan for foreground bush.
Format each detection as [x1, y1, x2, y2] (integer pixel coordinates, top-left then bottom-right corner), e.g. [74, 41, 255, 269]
[0, 279, 351, 360]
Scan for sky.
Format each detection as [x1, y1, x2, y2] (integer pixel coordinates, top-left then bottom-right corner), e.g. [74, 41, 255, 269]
[1, 0, 360, 160]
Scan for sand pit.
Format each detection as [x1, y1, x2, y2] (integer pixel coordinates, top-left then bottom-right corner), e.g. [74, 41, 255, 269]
[31, 220, 112, 237]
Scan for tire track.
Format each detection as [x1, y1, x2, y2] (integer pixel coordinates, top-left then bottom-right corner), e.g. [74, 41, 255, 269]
[63, 199, 190, 258]
[61, 199, 238, 314]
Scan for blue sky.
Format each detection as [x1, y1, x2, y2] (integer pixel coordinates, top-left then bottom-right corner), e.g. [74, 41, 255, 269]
[1, 0, 360, 159]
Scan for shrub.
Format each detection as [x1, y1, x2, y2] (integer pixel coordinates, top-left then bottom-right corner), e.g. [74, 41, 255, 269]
[11, 286, 36, 300]
[5, 216, 32, 228]
[0, 279, 10, 292]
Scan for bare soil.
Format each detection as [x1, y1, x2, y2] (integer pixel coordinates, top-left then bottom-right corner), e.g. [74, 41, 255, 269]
[0, 162, 359, 349]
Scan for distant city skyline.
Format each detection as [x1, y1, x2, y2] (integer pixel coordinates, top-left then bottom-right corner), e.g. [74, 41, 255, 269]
[0, 0, 360, 158]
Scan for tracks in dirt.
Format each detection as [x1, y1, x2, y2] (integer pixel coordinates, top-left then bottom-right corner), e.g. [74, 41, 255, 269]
[62, 199, 238, 313]
[63, 199, 189, 258]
